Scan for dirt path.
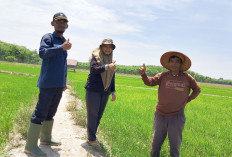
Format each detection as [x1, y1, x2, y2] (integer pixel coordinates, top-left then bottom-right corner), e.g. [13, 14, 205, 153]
[7, 88, 106, 157]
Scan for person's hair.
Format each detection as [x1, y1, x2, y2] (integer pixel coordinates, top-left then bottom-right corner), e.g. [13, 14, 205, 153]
[169, 55, 182, 63]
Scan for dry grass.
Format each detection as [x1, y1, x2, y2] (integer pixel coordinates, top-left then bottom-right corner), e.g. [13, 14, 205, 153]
[66, 85, 87, 128]
[198, 82, 232, 88]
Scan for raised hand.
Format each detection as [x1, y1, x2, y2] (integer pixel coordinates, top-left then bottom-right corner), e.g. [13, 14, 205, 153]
[109, 60, 116, 71]
[62, 38, 72, 51]
[139, 64, 146, 75]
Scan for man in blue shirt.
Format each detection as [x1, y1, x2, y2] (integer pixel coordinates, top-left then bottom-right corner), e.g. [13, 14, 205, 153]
[24, 12, 72, 157]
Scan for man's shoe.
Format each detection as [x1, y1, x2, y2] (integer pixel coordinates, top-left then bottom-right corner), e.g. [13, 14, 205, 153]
[87, 140, 102, 150]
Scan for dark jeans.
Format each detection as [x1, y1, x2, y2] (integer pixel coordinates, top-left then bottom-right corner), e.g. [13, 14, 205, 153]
[151, 111, 186, 157]
[31, 88, 63, 124]
[86, 90, 110, 141]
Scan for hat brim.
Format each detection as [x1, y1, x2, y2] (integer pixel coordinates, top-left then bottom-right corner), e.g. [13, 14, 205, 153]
[99, 44, 116, 50]
[160, 51, 191, 72]
[53, 16, 68, 22]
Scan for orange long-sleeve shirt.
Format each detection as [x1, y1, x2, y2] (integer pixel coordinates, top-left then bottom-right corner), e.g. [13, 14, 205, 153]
[141, 71, 201, 116]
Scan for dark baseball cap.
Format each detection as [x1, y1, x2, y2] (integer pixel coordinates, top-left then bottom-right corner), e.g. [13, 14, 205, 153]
[53, 12, 68, 22]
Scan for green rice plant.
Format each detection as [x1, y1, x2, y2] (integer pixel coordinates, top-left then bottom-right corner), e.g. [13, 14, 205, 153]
[68, 71, 88, 102]
[68, 70, 232, 157]
[14, 100, 37, 139]
[1, 62, 231, 156]
[0, 61, 41, 75]
[0, 73, 39, 150]
[200, 84, 232, 97]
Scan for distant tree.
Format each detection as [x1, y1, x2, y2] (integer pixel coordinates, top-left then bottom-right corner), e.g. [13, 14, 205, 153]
[5, 56, 17, 62]
[0, 41, 41, 64]
[76, 62, 232, 85]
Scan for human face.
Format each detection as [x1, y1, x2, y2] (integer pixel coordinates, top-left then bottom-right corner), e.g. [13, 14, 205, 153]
[168, 57, 182, 73]
[102, 44, 113, 55]
[51, 19, 68, 34]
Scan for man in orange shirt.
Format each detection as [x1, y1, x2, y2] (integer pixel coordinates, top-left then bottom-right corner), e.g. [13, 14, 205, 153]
[139, 51, 201, 157]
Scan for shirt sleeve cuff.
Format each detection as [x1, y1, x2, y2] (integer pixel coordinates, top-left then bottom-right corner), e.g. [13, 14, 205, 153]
[111, 91, 116, 95]
[56, 45, 64, 52]
[105, 64, 109, 70]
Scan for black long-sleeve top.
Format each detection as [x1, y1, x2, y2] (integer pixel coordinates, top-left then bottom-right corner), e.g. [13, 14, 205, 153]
[84, 57, 115, 94]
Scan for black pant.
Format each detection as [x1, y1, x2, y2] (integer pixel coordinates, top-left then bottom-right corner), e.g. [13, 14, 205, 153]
[31, 88, 63, 124]
[86, 90, 110, 141]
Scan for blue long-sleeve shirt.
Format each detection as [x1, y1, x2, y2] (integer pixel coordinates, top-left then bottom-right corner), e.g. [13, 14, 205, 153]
[37, 32, 68, 88]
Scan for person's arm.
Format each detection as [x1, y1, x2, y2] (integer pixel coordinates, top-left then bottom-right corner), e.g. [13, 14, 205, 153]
[39, 34, 63, 59]
[90, 57, 106, 74]
[187, 74, 201, 102]
[141, 73, 161, 86]
[63, 60, 68, 91]
[139, 64, 160, 86]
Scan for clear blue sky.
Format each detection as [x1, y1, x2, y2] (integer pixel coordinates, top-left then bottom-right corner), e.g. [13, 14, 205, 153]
[0, 0, 231, 80]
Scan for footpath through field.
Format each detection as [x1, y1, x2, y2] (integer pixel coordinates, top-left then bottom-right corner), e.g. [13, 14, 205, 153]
[7, 88, 105, 157]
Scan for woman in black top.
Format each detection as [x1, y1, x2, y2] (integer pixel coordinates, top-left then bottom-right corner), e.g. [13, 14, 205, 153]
[85, 38, 116, 149]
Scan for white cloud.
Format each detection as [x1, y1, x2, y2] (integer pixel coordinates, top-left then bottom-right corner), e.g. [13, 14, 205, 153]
[62, 0, 141, 34]
[121, 0, 192, 11]
[0, 0, 231, 79]
[67, 35, 163, 66]
[123, 11, 158, 21]
[150, 0, 192, 11]
[0, 0, 141, 50]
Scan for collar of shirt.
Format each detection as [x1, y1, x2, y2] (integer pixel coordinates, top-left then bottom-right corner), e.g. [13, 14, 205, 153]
[53, 31, 66, 42]
[168, 71, 184, 77]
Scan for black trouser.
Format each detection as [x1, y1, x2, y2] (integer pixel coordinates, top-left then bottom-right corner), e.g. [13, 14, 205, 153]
[31, 88, 63, 124]
[86, 90, 110, 141]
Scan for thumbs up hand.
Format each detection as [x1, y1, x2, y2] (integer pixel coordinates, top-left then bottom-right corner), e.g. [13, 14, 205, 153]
[139, 63, 146, 75]
[62, 38, 72, 51]
[109, 60, 116, 71]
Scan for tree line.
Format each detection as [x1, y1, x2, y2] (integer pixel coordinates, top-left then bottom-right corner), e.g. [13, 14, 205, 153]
[78, 62, 232, 85]
[0, 40, 231, 85]
[0, 41, 41, 64]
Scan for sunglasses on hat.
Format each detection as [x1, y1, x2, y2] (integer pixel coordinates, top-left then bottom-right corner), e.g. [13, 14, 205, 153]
[54, 20, 68, 25]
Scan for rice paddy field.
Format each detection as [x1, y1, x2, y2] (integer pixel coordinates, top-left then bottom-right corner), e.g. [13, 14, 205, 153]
[0, 64, 39, 150]
[0, 61, 41, 75]
[68, 71, 232, 157]
[0, 61, 232, 156]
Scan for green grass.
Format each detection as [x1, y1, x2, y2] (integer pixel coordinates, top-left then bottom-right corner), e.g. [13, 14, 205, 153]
[200, 84, 232, 97]
[68, 70, 232, 157]
[68, 71, 88, 102]
[0, 73, 39, 151]
[0, 61, 231, 156]
[0, 61, 41, 75]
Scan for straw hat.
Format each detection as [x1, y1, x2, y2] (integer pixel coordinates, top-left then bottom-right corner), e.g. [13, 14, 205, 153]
[160, 51, 191, 72]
